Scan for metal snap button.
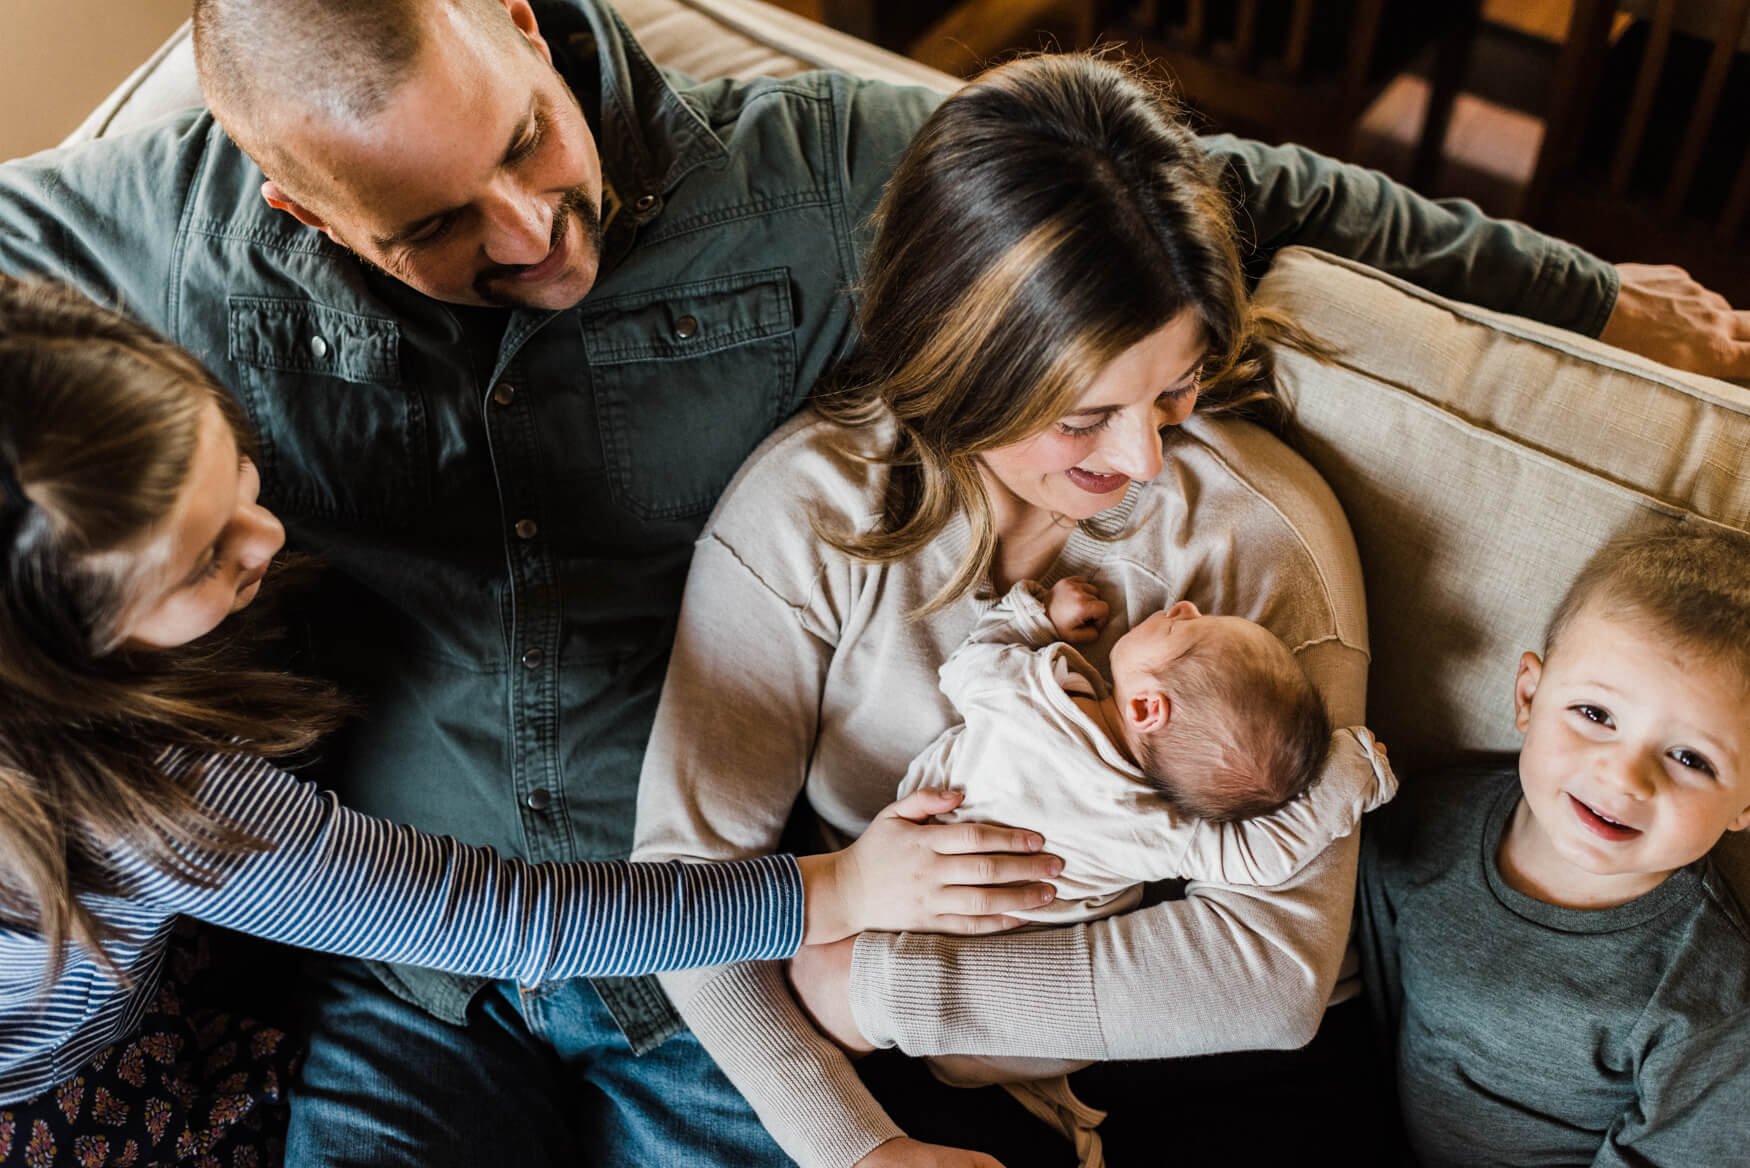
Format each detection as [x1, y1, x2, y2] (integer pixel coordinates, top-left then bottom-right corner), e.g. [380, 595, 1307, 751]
[493, 383, 517, 406]
[525, 787, 552, 812]
[514, 518, 539, 540]
[309, 335, 329, 359]
[634, 193, 658, 213]
[673, 314, 699, 340]
[520, 647, 544, 669]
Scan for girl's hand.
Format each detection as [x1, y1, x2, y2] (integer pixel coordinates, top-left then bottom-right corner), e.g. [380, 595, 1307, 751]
[797, 788, 1060, 944]
[1045, 576, 1107, 643]
[856, 1138, 1006, 1167]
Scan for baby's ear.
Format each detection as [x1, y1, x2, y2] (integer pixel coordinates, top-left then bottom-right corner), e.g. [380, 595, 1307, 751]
[1513, 652, 1543, 733]
[1726, 803, 1750, 834]
[1127, 690, 1170, 735]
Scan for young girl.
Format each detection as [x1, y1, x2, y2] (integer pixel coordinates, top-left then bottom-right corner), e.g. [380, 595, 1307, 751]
[0, 278, 1060, 1164]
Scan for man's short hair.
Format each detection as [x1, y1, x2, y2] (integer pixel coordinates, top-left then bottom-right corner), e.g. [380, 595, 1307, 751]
[192, 0, 523, 191]
[1134, 635, 1332, 823]
[1546, 524, 1750, 687]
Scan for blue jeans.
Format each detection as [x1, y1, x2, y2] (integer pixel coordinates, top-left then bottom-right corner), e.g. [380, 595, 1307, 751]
[284, 957, 792, 1167]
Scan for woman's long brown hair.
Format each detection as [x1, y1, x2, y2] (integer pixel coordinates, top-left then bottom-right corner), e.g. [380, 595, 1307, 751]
[815, 54, 1322, 614]
[0, 278, 347, 982]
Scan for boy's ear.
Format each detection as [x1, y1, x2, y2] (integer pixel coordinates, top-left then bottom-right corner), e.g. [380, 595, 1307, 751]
[260, 180, 334, 238]
[1513, 652, 1543, 733]
[1726, 803, 1750, 834]
[1127, 690, 1170, 735]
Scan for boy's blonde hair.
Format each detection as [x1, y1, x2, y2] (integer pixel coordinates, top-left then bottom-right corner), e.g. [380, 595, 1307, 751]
[1134, 637, 1331, 822]
[1546, 525, 1750, 688]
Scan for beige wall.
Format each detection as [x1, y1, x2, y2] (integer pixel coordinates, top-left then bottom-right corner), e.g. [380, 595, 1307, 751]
[1, 0, 191, 162]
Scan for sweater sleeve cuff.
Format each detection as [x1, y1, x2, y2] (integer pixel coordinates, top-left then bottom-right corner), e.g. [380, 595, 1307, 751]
[849, 929, 1105, 1059]
[684, 962, 904, 1168]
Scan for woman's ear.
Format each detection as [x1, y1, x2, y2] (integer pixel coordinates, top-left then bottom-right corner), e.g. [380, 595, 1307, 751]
[1126, 690, 1170, 735]
[1513, 651, 1543, 734]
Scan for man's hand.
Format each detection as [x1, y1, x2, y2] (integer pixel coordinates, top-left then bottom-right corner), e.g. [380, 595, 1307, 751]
[787, 936, 870, 1053]
[855, 1138, 1006, 1168]
[797, 788, 1060, 944]
[1599, 263, 1750, 379]
[1045, 576, 1108, 643]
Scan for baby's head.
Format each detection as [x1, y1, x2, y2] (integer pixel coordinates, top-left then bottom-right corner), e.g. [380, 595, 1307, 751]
[1512, 526, 1750, 898]
[1108, 601, 1331, 822]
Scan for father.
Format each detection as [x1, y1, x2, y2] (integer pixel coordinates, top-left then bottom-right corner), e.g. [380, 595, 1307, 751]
[0, 1, 1744, 1165]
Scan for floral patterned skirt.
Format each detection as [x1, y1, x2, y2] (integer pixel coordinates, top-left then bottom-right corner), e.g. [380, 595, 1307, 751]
[0, 928, 298, 1167]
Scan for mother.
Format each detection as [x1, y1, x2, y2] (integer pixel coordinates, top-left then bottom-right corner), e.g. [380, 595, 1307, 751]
[634, 56, 1379, 1168]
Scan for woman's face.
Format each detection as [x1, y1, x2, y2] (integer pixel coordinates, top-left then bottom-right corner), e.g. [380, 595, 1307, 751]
[119, 401, 286, 650]
[980, 310, 1207, 522]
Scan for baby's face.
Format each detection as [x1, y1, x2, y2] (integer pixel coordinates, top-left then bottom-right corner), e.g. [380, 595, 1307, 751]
[1109, 601, 1277, 701]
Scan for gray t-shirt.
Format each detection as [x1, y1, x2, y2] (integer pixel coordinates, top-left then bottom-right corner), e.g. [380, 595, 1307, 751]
[1358, 766, 1750, 1167]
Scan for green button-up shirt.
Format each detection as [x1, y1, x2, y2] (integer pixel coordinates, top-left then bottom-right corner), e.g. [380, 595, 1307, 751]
[0, 0, 1616, 1044]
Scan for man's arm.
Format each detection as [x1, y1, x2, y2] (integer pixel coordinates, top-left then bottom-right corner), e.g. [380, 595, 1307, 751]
[1209, 136, 1750, 378]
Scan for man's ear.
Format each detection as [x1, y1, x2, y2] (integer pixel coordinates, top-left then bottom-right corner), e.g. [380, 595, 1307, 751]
[1126, 690, 1171, 736]
[260, 180, 333, 238]
[496, 0, 553, 63]
[1513, 651, 1543, 734]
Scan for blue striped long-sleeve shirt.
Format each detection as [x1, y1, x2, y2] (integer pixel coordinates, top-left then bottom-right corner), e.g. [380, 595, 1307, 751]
[0, 749, 803, 1103]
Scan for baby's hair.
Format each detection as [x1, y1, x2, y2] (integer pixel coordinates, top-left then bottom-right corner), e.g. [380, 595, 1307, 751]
[1546, 524, 1750, 688]
[1135, 635, 1331, 822]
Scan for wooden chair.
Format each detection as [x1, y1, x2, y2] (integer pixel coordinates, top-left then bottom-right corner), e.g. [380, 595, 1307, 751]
[1524, 0, 1750, 301]
[1102, 0, 1485, 188]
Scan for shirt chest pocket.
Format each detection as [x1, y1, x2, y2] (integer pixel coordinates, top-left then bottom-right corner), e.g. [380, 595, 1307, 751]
[226, 297, 428, 527]
[584, 268, 796, 521]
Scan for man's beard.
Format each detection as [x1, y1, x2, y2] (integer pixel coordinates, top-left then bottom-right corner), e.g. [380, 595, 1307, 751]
[473, 183, 604, 308]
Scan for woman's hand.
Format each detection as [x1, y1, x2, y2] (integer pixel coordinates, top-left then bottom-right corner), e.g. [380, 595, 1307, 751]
[797, 788, 1060, 944]
[855, 1138, 1006, 1167]
[1045, 575, 1107, 643]
[787, 935, 870, 1053]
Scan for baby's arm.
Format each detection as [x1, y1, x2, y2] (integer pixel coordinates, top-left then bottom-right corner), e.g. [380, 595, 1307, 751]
[937, 578, 1105, 704]
[1159, 727, 1398, 888]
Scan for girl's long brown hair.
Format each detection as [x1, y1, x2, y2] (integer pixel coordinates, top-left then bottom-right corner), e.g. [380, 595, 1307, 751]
[0, 278, 347, 982]
[815, 54, 1321, 613]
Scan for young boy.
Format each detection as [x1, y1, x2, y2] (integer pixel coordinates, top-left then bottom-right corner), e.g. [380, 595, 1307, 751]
[1358, 525, 1750, 1167]
[902, 576, 1397, 1166]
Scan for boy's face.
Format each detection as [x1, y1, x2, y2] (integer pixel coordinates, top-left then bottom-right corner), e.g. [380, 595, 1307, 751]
[1512, 604, 1750, 904]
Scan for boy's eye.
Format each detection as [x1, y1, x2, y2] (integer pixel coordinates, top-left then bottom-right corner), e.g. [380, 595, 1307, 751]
[1669, 748, 1717, 778]
[1572, 704, 1614, 728]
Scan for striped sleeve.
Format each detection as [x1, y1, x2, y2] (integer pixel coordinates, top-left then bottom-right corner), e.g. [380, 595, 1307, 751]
[111, 752, 804, 982]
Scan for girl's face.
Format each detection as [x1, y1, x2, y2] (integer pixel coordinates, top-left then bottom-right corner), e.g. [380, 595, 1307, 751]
[119, 401, 286, 650]
[980, 310, 1207, 523]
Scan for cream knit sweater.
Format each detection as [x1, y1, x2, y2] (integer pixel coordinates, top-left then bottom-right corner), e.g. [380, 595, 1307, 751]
[633, 409, 1371, 1168]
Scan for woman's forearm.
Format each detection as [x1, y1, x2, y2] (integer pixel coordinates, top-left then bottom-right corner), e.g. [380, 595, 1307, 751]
[849, 833, 1355, 1059]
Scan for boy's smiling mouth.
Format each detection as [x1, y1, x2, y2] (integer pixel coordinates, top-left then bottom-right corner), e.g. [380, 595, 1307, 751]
[1568, 794, 1641, 841]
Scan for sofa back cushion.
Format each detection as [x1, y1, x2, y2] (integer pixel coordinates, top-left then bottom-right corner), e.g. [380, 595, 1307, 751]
[1258, 246, 1750, 873]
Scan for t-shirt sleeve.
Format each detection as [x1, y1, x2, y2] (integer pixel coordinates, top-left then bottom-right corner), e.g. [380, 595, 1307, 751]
[1590, 1013, 1750, 1168]
[110, 752, 804, 981]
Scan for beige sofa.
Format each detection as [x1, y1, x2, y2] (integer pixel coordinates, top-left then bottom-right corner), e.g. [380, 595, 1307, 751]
[64, 0, 1750, 868]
